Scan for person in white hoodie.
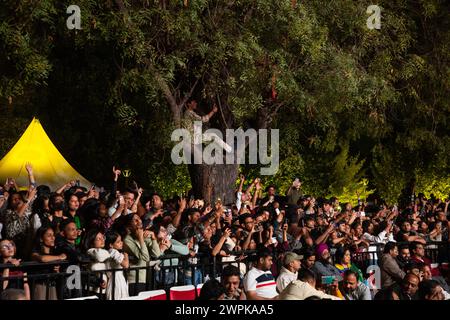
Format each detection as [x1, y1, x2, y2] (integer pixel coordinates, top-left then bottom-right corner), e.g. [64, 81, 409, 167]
[85, 229, 110, 294]
[279, 269, 342, 300]
[276, 252, 302, 292]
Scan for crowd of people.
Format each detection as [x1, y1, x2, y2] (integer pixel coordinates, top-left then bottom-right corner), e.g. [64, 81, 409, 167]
[0, 164, 449, 301]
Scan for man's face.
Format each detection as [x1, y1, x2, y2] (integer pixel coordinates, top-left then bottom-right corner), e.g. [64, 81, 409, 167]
[268, 187, 275, 196]
[402, 275, 419, 296]
[321, 249, 331, 261]
[354, 225, 363, 236]
[316, 216, 325, 226]
[413, 244, 425, 258]
[79, 196, 87, 207]
[342, 274, 358, 293]
[400, 248, 410, 260]
[223, 275, 240, 296]
[259, 256, 273, 271]
[290, 259, 301, 272]
[338, 223, 347, 233]
[189, 212, 201, 224]
[68, 195, 79, 211]
[124, 192, 135, 209]
[422, 266, 432, 280]
[243, 217, 254, 232]
[390, 246, 399, 258]
[323, 203, 331, 212]
[402, 222, 411, 232]
[152, 195, 163, 210]
[188, 100, 198, 110]
[63, 222, 78, 241]
[437, 212, 446, 222]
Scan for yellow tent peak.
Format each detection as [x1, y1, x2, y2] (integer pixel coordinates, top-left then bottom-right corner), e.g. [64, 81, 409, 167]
[0, 118, 91, 190]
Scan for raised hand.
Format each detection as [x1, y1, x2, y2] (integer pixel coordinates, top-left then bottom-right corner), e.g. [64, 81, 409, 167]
[112, 166, 121, 179]
[178, 197, 187, 211]
[25, 162, 33, 174]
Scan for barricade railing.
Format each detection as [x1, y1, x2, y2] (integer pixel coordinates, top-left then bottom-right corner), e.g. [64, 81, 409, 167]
[1, 242, 448, 300]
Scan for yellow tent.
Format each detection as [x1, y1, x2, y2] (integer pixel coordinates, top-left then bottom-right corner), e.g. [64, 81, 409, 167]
[0, 118, 91, 190]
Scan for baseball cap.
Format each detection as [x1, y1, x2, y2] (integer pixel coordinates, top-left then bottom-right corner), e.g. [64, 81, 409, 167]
[283, 252, 302, 265]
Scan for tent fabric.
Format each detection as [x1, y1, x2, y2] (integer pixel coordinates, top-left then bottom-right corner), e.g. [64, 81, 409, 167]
[0, 118, 90, 190]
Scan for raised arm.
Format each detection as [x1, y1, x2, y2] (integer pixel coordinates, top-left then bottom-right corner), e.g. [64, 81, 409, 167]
[212, 228, 231, 257]
[172, 197, 187, 228]
[25, 163, 36, 187]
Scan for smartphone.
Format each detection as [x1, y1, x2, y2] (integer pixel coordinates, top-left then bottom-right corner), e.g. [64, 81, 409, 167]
[321, 275, 335, 285]
[76, 180, 80, 187]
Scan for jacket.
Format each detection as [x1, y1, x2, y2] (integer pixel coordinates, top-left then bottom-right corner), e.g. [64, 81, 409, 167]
[279, 280, 342, 300]
[379, 253, 406, 289]
[276, 266, 298, 292]
[123, 234, 160, 284]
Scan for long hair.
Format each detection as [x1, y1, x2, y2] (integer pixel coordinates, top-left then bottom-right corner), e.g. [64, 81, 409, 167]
[83, 228, 103, 252]
[33, 226, 55, 253]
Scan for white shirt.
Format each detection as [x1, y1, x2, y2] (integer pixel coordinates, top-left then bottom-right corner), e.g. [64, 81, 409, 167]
[276, 266, 298, 292]
[362, 231, 395, 244]
[244, 267, 278, 299]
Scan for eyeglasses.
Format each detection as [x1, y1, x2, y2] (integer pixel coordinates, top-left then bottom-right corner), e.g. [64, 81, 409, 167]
[1, 244, 14, 250]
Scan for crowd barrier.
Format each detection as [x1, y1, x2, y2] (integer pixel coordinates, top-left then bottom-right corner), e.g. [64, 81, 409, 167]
[0, 242, 448, 300]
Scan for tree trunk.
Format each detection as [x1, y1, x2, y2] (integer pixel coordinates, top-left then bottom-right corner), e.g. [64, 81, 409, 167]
[188, 162, 238, 205]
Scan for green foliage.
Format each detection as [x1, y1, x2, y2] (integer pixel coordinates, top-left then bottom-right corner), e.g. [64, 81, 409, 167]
[0, 0, 448, 199]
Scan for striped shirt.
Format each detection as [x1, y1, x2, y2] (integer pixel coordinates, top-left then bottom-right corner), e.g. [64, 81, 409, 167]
[244, 267, 278, 298]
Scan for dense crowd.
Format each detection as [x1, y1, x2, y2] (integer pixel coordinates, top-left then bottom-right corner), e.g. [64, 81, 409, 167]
[0, 164, 449, 301]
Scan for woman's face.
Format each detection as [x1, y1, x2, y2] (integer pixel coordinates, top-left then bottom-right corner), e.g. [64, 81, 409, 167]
[158, 226, 168, 240]
[342, 250, 351, 265]
[419, 222, 428, 232]
[93, 233, 105, 249]
[367, 223, 374, 234]
[68, 195, 79, 211]
[203, 226, 213, 240]
[42, 228, 55, 247]
[402, 222, 411, 232]
[99, 203, 108, 217]
[248, 239, 257, 250]
[304, 255, 316, 269]
[0, 240, 15, 258]
[10, 194, 23, 210]
[43, 199, 50, 212]
[210, 223, 217, 234]
[129, 215, 143, 232]
[111, 235, 123, 250]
